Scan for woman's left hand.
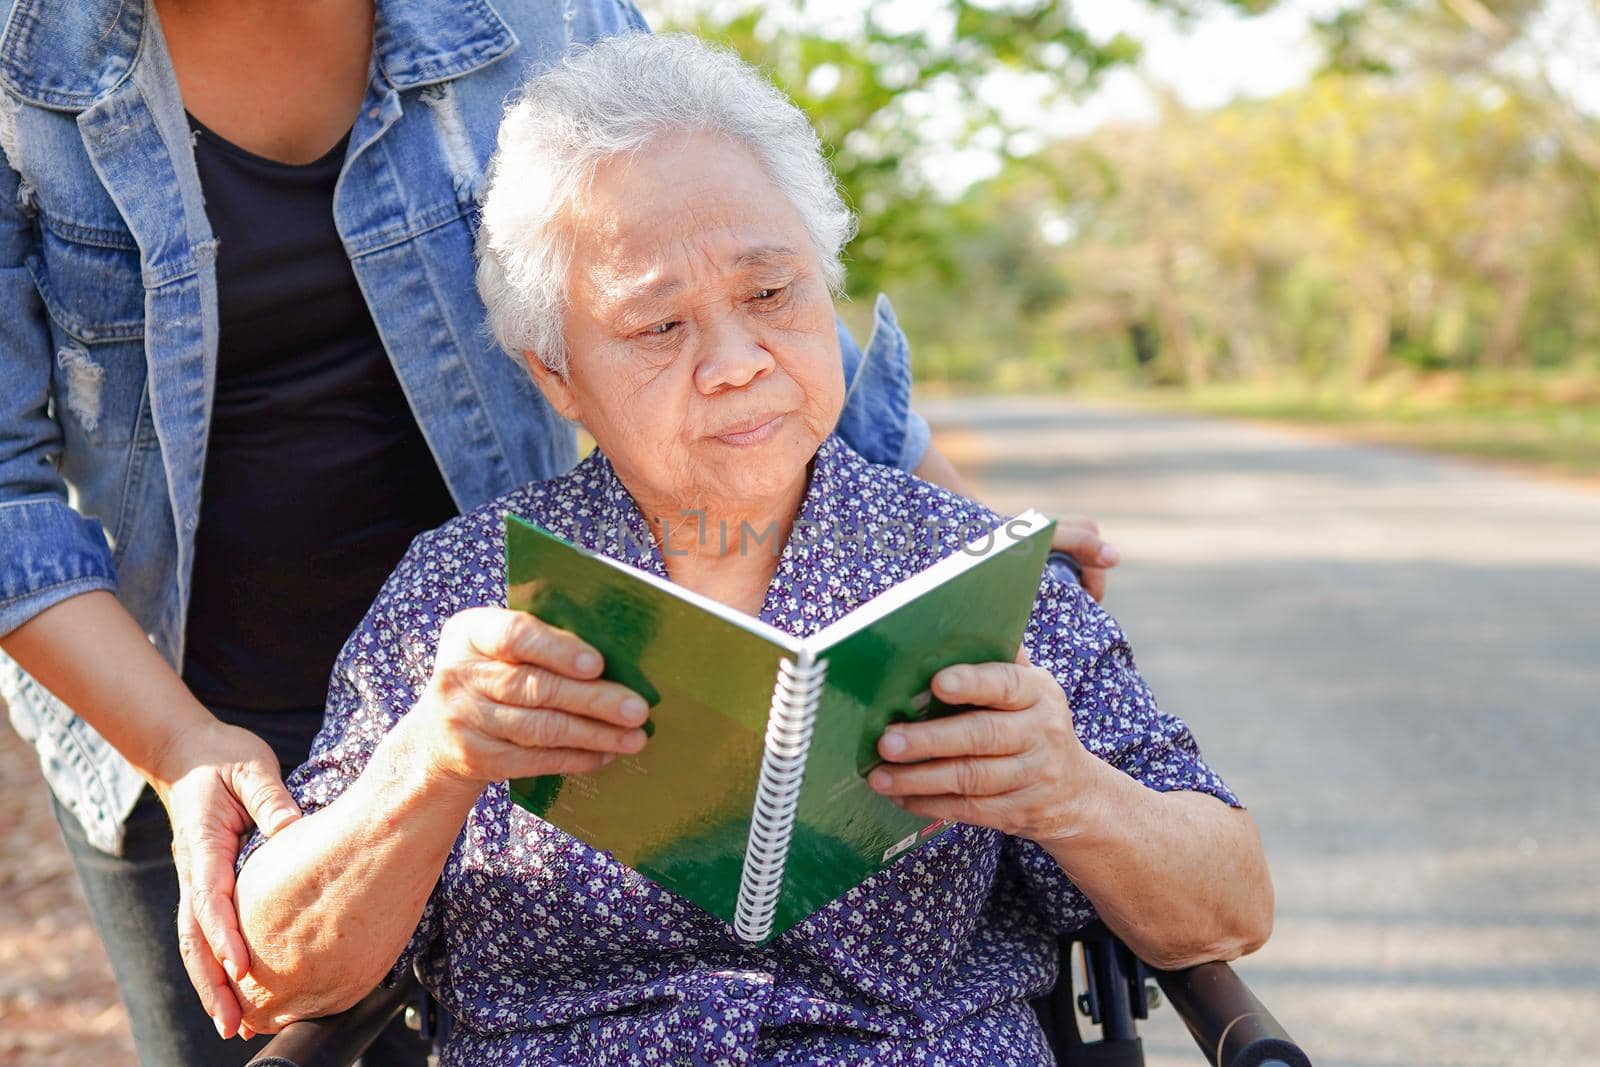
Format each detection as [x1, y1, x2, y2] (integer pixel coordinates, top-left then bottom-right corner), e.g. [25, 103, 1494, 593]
[866, 650, 1105, 846]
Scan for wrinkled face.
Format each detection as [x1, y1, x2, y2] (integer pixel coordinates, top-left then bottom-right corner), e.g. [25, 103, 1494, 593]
[525, 130, 845, 521]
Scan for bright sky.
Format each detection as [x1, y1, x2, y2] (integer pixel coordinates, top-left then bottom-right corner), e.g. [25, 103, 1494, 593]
[1059, 0, 1354, 122]
[643, 0, 1349, 117]
[900, 0, 1359, 194]
[641, 0, 1600, 196]
[644, 0, 1356, 193]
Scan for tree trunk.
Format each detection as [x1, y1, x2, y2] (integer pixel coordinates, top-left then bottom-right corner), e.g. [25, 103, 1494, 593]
[1152, 217, 1206, 385]
[1485, 270, 1534, 370]
[1348, 271, 1393, 384]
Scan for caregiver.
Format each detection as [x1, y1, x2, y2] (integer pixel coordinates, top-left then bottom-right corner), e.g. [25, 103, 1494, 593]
[0, 1, 1116, 1063]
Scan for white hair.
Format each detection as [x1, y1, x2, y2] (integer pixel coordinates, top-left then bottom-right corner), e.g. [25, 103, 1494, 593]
[475, 32, 857, 375]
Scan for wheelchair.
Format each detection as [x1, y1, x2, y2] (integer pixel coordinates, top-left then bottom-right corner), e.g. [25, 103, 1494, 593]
[244, 921, 1309, 1067]
[246, 555, 1308, 1067]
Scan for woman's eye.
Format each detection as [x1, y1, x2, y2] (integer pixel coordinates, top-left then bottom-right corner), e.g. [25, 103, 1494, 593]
[753, 287, 785, 300]
[644, 321, 679, 336]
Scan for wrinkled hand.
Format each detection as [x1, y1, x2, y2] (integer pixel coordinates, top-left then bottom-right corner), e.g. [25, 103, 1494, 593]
[415, 607, 650, 790]
[866, 650, 1104, 845]
[1049, 515, 1119, 602]
[151, 720, 302, 1042]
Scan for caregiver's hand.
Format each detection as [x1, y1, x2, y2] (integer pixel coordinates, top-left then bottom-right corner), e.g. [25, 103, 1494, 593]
[152, 720, 302, 1041]
[1049, 515, 1119, 603]
[413, 607, 650, 790]
[866, 649, 1107, 846]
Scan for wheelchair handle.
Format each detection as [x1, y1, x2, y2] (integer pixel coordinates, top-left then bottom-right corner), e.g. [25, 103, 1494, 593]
[246, 972, 418, 1067]
[1152, 960, 1311, 1067]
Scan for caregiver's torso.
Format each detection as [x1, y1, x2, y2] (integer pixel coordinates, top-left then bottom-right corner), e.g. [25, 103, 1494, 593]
[154, 0, 374, 167]
[0, 0, 626, 660]
[0, 0, 658, 851]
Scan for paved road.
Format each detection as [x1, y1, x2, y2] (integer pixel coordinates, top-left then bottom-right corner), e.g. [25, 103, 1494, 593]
[923, 396, 1600, 1067]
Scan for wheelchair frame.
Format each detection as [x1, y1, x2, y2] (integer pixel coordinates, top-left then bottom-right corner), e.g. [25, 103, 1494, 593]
[245, 555, 1308, 1066]
[245, 922, 1310, 1067]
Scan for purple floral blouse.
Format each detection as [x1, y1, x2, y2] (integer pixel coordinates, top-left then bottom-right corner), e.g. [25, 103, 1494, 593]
[246, 434, 1238, 1066]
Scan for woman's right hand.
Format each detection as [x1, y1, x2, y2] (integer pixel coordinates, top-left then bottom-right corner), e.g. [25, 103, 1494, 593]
[413, 607, 650, 790]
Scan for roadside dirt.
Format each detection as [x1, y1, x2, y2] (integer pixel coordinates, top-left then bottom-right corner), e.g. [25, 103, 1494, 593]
[0, 718, 134, 1064]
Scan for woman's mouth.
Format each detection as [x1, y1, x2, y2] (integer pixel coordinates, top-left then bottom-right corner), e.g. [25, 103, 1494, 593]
[714, 413, 786, 446]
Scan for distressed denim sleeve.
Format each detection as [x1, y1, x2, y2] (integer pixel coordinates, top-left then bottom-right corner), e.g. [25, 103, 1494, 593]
[0, 109, 117, 638]
[833, 295, 930, 472]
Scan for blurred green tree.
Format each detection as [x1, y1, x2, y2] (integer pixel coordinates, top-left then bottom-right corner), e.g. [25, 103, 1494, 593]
[649, 0, 1600, 391]
[657, 0, 1273, 304]
[1314, 0, 1600, 175]
[1041, 74, 1589, 384]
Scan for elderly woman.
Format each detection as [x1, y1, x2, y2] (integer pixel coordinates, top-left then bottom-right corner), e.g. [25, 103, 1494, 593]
[232, 33, 1271, 1065]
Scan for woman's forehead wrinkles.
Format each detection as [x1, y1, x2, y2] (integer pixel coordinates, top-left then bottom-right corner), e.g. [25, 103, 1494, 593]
[580, 135, 803, 249]
[734, 245, 801, 271]
[591, 270, 683, 321]
[587, 232, 803, 317]
[568, 133, 815, 323]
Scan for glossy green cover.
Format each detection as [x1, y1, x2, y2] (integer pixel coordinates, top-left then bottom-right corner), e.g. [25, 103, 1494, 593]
[505, 515, 784, 926]
[771, 521, 1055, 936]
[503, 512, 1054, 940]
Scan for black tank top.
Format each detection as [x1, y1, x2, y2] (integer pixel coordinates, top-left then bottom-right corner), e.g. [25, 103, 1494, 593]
[181, 114, 458, 766]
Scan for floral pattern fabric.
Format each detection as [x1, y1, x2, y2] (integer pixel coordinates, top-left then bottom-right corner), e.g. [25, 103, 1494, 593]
[244, 434, 1239, 1065]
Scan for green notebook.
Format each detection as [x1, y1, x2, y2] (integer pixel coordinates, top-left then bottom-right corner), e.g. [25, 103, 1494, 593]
[504, 508, 1055, 943]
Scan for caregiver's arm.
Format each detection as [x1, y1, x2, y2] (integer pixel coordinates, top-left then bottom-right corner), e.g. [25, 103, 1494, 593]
[231, 608, 650, 1031]
[832, 308, 1119, 601]
[1, 134, 302, 1033]
[2, 592, 301, 1035]
[869, 655, 1273, 971]
[911, 441, 972, 497]
[915, 442, 1121, 601]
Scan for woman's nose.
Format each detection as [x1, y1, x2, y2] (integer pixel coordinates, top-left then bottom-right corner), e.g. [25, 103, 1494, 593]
[693, 321, 775, 394]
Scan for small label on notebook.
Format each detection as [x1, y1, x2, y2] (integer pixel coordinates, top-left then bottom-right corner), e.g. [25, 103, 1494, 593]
[882, 831, 919, 863]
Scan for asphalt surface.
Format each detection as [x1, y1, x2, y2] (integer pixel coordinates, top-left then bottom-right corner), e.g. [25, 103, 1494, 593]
[923, 396, 1600, 1067]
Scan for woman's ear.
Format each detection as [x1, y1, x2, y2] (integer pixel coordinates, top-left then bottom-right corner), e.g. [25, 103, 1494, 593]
[522, 351, 582, 422]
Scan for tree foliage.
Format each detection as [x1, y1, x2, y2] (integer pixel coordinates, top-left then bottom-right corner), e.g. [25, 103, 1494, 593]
[1033, 74, 1599, 384]
[652, 0, 1600, 388]
[658, 0, 1268, 301]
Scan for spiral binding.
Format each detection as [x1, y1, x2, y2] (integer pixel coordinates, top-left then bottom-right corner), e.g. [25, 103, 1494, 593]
[733, 651, 827, 943]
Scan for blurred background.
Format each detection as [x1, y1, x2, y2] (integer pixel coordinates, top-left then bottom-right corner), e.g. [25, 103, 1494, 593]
[658, 1, 1600, 1064]
[657, 0, 1600, 479]
[4, 2, 1596, 1065]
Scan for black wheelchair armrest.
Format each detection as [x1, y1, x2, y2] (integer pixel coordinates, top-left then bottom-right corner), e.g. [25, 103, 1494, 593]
[1152, 959, 1309, 1067]
[245, 971, 418, 1067]
[1040, 922, 1310, 1067]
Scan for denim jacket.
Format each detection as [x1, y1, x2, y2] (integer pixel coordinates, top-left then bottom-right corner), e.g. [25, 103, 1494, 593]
[0, 0, 928, 853]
